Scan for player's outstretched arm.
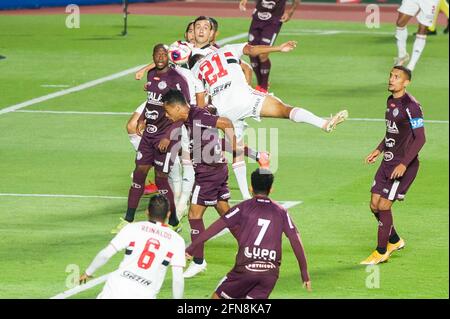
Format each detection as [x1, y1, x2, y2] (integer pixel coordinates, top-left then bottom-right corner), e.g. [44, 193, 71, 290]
[135, 63, 155, 80]
[243, 41, 297, 57]
[80, 244, 117, 284]
[366, 138, 385, 164]
[216, 117, 239, 162]
[172, 266, 184, 299]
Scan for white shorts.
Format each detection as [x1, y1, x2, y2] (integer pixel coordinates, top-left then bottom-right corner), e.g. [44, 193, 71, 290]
[216, 88, 266, 123]
[398, 0, 439, 27]
[135, 101, 146, 114]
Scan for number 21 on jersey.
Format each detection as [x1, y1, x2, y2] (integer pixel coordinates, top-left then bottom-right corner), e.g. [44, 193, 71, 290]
[199, 53, 229, 86]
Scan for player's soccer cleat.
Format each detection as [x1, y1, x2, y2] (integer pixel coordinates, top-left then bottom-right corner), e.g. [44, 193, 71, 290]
[183, 260, 207, 278]
[393, 53, 410, 66]
[257, 151, 271, 169]
[360, 250, 390, 265]
[387, 238, 406, 256]
[111, 217, 130, 234]
[144, 183, 158, 195]
[323, 110, 348, 133]
[255, 85, 268, 94]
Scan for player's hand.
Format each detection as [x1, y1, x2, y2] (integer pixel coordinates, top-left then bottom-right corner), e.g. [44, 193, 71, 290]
[79, 273, 92, 285]
[279, 41, 297, 53]
[136, 121, 146, 137]
[135, 69, 145, 81]
[280, 11, 294, 23]
[239, 0, 247, 11]
[390, 163, 407, 180]
[303, 281, 312, 292]
[365, 149, 381, 164]
[158, 138, 171, 152]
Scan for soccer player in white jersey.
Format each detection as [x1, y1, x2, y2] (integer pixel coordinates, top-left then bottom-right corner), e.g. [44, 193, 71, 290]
[190, 41, 348, 199]
[80, 195, 185, 299]
[394, 0, 440, 71]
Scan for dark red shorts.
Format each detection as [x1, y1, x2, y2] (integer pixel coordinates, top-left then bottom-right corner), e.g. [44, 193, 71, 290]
[248, 18, 283, 46]
[371, 159, 420, 201]
[191, 164, 230, 207]
[215, 270, 278, 299]
[136, 137, 180, 173]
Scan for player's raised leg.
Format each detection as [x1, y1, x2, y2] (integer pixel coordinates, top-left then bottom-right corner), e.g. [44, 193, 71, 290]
[407, 24, 428, 71]
[184, 203, 208, 278]
[394, 12, 413, 66]
[259, 94, 348, 133]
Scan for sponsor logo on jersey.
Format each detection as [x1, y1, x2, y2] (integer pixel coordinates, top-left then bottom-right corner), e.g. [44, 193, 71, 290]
[261, 0, 276, 9]
[158, 81, 167, 90]
[145, 110, 159, 120]
[211, 81, 232, 96]
[383, 188, 389, 194]
[386, 120, 399, 134]
[136, 151, 143, 160]
[393, 108, 399, 117]
[245, 261, 277, 273]
[257, 12, 273, 20]
[409, 117, 424, 129]
[146, 125, 158, 134]
[384, 151, 394, 161]
[385, 138, 396, 148]
[121, 271, 152, 287]
[390, 103, 396, 108]
[244, 246, 277, 261]
[147, 91, 163, 105]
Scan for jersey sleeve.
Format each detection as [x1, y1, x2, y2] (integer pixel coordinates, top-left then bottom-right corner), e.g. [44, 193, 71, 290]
[193, 109, 219, 129]
[282, 210, 299, 237]
[170, 235, 186, 268]
[405, 102, 424, 132]
[175, 75, 191, 104]
[224, 43, 248, 59]
[110, 224, 134, 252]
[221, 204, 243, 230]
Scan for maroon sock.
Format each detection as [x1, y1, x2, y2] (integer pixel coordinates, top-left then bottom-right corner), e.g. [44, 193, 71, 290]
[250, 56, 261, 86]
[189, 219, 205, 261]
[377, 210, 393, 254]
[127, 169, 146, 211]
[259, 59, 271, 90]
[155, 175, 178, 226]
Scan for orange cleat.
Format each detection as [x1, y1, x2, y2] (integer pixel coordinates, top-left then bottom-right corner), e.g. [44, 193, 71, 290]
[144, 183, 158, 195]
[255, 85, 268, 94]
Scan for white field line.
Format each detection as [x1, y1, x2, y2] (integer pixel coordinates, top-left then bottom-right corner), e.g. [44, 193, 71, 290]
[281, 29, 394, 36]
[12, 110, 449, 124]
[0, 33, 248, 116]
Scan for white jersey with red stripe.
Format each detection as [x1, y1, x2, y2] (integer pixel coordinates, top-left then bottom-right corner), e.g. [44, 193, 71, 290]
[98, 221, 185, 299]
[191, 42, 266, 123]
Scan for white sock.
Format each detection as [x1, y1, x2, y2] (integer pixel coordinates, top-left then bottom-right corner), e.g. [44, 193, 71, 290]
[176, 160, 195, 218]
[232, 161, 252, 200]
[407, 34, 427, 71]
[289, 107, 326, 129]
[128, 133, 141, 151]
[395, 26, 408, 58]
[169, 157, 182, 202]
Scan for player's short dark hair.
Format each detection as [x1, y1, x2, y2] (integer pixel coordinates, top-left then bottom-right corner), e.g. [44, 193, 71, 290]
[209, 17, 219, 31]
[153, 43, 168, 54]
[148, 194, 170, 220]
[188, 54, 205, 69]
[194, 16, 213, 29]
[185, 20, 194, 34]
[251, 168, 274, 195]
[393, 65, 412, 81]
[162, 89, 187, 106]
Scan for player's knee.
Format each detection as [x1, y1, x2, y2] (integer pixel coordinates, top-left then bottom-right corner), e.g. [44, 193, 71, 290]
[417, 25, 428, 35]
[370, 202, 378, 214]
[377, 200, 392, 211]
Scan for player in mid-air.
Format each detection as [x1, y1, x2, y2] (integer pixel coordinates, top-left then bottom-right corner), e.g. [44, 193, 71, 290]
[112, 44, 190, 234]
[79, 195, 185, 299]
[361, 66, 426, 265]
[162, 89, 241, 278]
[394, 0, 440, 71]
[189, 41, 348, 200]
[239, 0, 300, 93]
[186, 168, 311, 297]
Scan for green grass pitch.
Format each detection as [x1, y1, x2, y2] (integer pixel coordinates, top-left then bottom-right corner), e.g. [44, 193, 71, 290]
[0, 14, 448, 299]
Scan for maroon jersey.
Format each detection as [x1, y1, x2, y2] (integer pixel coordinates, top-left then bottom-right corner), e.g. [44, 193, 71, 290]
[221, 196, 298, 276]
[381, 93, 425, 165]
[254, 0, 287, 22]
[184, 106, 227, 172]
[142, 68, 190, 141]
